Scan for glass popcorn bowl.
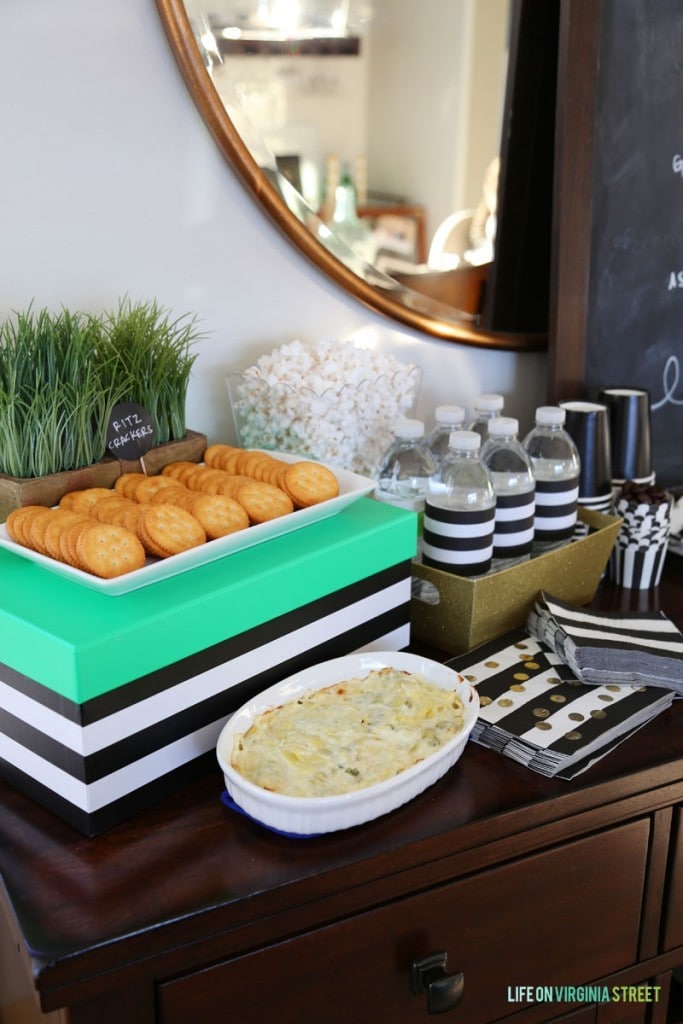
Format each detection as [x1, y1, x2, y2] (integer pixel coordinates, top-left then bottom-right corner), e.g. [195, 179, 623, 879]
[227, 360, 421, 477]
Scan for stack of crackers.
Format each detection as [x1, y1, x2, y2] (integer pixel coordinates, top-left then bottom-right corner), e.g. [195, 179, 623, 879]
[5, 445, 340, 580]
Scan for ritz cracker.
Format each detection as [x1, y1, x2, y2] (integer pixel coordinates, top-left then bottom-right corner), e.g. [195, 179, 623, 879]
[5, 445, 340, 579]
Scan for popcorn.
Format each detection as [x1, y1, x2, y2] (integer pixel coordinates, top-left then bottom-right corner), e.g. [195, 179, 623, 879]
[227, 339, 421, 476]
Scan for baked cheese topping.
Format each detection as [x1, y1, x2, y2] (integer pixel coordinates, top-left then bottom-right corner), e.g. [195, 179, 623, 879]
[230, 667, 466, 798]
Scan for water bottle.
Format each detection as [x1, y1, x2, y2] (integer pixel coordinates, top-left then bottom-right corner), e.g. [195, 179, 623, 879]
[330, 164, 373, 256]
[481, 417, 536, 567]
[523, 406, 581, 549]
[424, 404, 467, 466]
[374, 419, 437, 521]
[423, 430, 496, 576]
[467, 393, 505, 443]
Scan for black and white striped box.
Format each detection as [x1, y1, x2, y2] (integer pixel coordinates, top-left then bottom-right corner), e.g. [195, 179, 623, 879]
[0, 499, 414, 834]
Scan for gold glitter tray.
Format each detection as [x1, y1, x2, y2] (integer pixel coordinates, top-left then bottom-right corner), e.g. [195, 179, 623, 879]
[410, 508, 623, 655]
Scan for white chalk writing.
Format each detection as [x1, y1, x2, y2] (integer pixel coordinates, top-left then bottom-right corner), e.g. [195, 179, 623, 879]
[111, 412, 143, 433]
[673, 154, 683, 176]
[108, 425, 154, 449]
[651, 354, 683, 411]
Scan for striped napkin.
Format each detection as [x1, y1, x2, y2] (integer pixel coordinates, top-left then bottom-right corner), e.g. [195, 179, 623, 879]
[527, 592, 683, 694]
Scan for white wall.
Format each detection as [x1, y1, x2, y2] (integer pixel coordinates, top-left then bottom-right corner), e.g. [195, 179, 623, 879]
[367, 0, 469, 239]
[461, 0, 510, 209]
[0, 0, 547, 447]
[211, 52, 370, 211]
[367, 0, 509, 239]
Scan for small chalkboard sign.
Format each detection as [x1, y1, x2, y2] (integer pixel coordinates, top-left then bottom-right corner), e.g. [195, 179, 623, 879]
[106, 403, 155, 462]
[585, 0, 683, 487]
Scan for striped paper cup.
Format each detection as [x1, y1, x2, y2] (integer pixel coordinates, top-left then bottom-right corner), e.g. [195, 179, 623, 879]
[609, 494, 672, 589]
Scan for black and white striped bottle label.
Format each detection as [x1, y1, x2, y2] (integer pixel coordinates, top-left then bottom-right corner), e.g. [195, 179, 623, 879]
[574, 491, 613, 538]
[492, 488, 535, 558]
[534, 475, 579, 542]
[422, 501, 495, 575]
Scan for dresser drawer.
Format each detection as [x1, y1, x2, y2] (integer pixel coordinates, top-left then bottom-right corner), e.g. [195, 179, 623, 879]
[663, 806, 683, 951]
[158, 820, 649, 1024]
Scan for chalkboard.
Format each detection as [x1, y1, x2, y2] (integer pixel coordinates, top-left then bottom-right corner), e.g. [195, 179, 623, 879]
[106, 402, 155, 461]
[585, 0, 683, 488]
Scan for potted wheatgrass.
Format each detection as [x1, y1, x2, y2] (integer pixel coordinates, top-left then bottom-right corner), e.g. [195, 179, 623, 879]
[0, 300, 206, 520]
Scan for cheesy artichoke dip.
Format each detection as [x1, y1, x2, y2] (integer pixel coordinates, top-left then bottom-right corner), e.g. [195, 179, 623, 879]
[230, 667, 465, 797]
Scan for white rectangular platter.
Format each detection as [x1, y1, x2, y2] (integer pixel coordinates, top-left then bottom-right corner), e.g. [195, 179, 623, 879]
[0, 453, 375, 595]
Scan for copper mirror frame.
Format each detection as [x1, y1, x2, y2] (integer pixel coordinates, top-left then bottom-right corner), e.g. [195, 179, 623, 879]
[155, 0, 549, 353]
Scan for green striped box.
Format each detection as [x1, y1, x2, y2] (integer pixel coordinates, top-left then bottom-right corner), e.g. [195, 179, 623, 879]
[0, 498, 416, 834]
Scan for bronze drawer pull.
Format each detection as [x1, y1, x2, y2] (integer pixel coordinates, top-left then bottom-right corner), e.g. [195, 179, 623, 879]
[410, 952, 465, 1014]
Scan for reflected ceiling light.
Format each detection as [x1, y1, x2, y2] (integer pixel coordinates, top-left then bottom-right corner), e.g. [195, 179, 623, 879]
[331, 2, 350, 35]
[196, 13, 221, 68]
[271, 0, 301, 36]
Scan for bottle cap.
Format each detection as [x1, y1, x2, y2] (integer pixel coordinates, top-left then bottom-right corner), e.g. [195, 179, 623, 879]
[394, 417, 425, 439]
[487, 416, 519, 437]
[473, 393, 504, 413]
[449, 430, 481, 452]
[535, 406, 566, 426]
[434, 404, 466, 426]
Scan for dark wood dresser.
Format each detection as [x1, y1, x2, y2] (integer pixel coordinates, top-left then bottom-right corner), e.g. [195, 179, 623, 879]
[1, 563, 681, 1024]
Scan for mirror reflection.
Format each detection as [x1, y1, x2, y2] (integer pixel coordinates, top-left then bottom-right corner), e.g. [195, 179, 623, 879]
[183, 0, 510, 315]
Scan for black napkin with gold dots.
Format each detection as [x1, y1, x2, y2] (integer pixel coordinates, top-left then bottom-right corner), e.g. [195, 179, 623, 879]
[447, 628, 675, 779]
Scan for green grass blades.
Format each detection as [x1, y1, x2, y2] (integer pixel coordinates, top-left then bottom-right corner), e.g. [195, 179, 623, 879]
[0, 301, 203, 478]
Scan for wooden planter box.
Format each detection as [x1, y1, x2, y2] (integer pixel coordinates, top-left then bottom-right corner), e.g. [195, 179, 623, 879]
[0, 429, 207, 522]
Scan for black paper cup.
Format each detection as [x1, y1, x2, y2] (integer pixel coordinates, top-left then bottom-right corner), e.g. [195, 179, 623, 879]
[561, 400, 612, 498]
[599, 388, 653, 484]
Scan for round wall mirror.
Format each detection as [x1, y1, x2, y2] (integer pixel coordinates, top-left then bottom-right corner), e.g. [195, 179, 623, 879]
[155, 0, 553, 352]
